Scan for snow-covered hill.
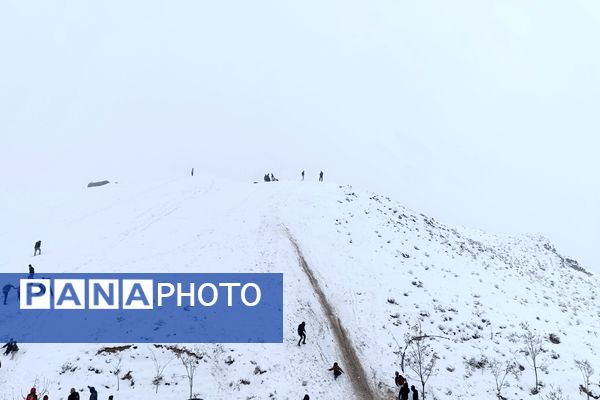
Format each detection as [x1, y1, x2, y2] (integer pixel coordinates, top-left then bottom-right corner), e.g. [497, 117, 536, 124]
[1, 176, 598, 400]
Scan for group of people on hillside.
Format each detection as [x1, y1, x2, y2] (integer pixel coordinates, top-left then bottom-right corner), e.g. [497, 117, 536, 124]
[262, 170, 324, 182]
[297, 322, 418, 399]
[301, 170, 324, 181]
[264, 173, 279, 182]
[24, 386, 112, 400]
[395, 371, 419, 400]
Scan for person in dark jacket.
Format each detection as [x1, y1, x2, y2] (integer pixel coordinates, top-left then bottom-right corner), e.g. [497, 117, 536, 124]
[42, 396, 48, 400]
[2, 284, 15, 305]
[301, 171, 305, 181]
[28, 264, 35, 279]
[319, 171, 323, 182]
[399, 382, 410, 400]
[67, 388, 80, 400]
[297, 321, 306, 346]
[88, 386, 98, 400]
[2, 339, 17, 356]
[328, 362, 344, 379]
[302, 395, 309, 400]
[264, 174, 271, 182]
[108, 396, 113, 400]
[395, 371, 405, 387]
[411, 385, 419, 400]
[34, 241, 42, 256]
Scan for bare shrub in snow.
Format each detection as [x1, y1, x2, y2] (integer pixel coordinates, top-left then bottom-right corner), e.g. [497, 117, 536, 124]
[169, 345, 204, 400]
[111, 354, 123, 391]
[544, 386, 570, 400]
[405, 322, 439, 400]
[150, 347, 175, 394]
[520, 324, 546, 394]
[489, 358, 519, 399]
[575, 359, 594, 400]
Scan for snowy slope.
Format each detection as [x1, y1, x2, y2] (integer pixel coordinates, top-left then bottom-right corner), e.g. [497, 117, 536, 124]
[1, 176, 598, 400]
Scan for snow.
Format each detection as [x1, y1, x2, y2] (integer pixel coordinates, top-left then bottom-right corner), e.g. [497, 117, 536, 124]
[1, 175, 599, 399]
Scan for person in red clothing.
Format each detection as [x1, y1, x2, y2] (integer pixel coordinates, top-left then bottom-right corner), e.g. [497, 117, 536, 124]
[395, 371, 406, 387]
[25, 388, 37, 400]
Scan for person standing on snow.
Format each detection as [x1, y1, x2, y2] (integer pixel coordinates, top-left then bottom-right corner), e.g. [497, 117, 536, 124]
[2, 284, 15, 305]
[328, 362, 344, 379]
[34, 241, 42, 256]
[303, 395, 309, 400]
[25, 388, 38, 400]
[319, 171, 324, 182]
[395, 371, 406, 387]
[301, 170, 305, 181]
[28, 264, 35, 279]
[399, 382, 410, 400]
[67, 388, 80, 400]
[411, 385, 419, 400]
[87, 386, 98, 400]
[297, 321, 306, 346]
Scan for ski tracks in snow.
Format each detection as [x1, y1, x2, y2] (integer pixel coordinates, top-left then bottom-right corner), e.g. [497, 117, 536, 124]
[284, 227, 377, 400]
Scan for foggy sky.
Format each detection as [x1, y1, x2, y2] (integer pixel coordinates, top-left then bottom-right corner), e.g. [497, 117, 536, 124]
[1, 1, 598, 270]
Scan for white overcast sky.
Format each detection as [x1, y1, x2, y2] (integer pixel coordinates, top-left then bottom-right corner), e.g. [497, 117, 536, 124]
[1, 1, 598, 270]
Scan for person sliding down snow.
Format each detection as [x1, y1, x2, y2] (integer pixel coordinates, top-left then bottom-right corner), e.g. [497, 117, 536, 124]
[25, 387, 37, 400]
[2, 339, 18, 356]
[297, 321, 306, 346]
[328, 362, 344, 379]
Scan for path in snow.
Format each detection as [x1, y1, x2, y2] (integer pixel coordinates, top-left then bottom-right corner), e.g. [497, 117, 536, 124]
[285, 228, 377, 400]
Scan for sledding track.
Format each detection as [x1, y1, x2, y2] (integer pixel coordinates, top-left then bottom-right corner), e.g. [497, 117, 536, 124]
[285, 227, 377, 400]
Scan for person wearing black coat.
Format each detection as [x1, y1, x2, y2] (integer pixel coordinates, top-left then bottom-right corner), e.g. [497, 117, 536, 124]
[399, 382, 410, 400]
[34, 241, 41, 256]
[297, 321, 306, 346]
[67, 388, 80, 400]
[303, 395, 309, 400]
[328, 362, 344, 379]
[411, 385, 419, 400]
